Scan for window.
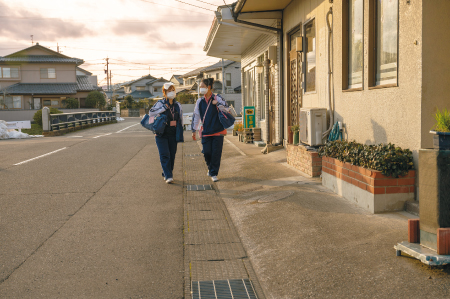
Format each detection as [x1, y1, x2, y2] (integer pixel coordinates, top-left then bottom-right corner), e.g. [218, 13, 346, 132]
[226, 73, 231, 87]
[40, 68, 56, 79]
[304, 20, 316, 92]
[348, 0, 364, 89]
[154, 88, 158, 92]
[216, 73, 220, 80]
[0, 96, 21, 109]
[375, 0, 398, 86]
[136, 86, 145, 91]
[0, 67, 19, 79]
[43, 100, 51, 106]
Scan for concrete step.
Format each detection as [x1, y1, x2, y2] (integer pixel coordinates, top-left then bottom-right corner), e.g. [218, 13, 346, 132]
[405, 201, 419, 216]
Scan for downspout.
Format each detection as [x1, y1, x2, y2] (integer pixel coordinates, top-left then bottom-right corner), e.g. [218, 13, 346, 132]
[323, 7, 335, 139]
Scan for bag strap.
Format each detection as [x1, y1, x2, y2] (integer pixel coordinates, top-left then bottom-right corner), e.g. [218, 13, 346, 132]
[202, 97, 213, 124]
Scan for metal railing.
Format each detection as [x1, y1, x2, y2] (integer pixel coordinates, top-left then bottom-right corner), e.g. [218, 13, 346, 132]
[42, 107, 116, 131]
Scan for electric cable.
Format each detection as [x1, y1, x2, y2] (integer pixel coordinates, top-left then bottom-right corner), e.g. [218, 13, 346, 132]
[174, 0, 214, 11]
[137, 0, 211, 15]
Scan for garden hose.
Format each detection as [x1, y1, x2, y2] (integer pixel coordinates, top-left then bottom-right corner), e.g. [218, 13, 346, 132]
[328, 121, 342, 142]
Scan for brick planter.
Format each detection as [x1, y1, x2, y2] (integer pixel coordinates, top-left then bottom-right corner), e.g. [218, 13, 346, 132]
[286, 144, 322, 177]
[321, 156, 415, 213]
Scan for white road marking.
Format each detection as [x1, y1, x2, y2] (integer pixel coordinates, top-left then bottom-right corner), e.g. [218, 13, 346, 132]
[14, 147, 67, 166]
[67, 136, 83, 138]
[116, 123, 139, 133]
[92, 133, 112, 139]
[224, 137, 246, 156]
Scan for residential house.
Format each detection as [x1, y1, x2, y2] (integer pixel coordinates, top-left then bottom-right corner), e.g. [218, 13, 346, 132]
[204, 1, 450, 205]
[0, 43, 99, 110]
[170, 74, 183, 87]
[179, 60, 242, 113]
[120, 75, 170, 101]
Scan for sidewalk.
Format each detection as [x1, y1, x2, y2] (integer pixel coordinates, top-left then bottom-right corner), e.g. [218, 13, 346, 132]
[200, 134, 450, 298]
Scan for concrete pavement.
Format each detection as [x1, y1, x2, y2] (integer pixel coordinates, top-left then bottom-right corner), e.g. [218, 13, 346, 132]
[0, 119, 184, 298]
[213, 135, 450, 298]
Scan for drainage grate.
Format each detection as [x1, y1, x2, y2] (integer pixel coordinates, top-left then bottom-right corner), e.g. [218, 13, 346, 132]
[187, 185, 213, 191]
[186, 154, 202, 157]
[192, 279, 257, 299]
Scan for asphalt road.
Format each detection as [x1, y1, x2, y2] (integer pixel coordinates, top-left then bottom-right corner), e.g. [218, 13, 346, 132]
[0, 119, 184, 298]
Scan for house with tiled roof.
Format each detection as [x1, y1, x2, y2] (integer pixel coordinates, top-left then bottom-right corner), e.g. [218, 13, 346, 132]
[0, 43, 99, 110]
[179, 60, 242, 113]
[170, 75, 183, 86]
[119, 75, 170, 101]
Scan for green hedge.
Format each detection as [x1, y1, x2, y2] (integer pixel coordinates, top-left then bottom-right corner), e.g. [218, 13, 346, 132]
[319, 140, 414, 178]
[33, 108, 63, 127]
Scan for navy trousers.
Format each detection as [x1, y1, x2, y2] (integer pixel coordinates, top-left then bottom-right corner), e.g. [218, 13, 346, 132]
[201, 135, 224, 176]
[155, 135, 177, 179]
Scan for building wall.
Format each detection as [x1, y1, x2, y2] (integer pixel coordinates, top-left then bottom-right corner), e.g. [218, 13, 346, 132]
[241, 28, 281, 143]
[283, 0, 422, 158]
[422, 0, 450, 149]
[19, 63, 77, 83]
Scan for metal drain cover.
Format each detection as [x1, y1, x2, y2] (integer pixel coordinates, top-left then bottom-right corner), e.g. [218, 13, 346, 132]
[257, 191, 294, 203]
[192, 279, 257, 299]
[187, 185, 213, 191]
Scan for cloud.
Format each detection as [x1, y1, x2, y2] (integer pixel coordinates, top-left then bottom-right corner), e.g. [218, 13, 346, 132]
[0, 1, 94, 41]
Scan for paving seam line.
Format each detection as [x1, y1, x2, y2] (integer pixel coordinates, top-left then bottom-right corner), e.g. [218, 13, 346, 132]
[182, 141, 266, 299]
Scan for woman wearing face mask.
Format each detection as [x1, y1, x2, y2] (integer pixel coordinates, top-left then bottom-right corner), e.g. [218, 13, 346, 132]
[191, 78, 228, 182]
[149, 82, 184, 184]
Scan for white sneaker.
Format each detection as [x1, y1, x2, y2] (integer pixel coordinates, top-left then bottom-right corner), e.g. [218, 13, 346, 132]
[211, 176, 218, 182]
[207, 171, 211, 177]
[166, 178, 174, 184]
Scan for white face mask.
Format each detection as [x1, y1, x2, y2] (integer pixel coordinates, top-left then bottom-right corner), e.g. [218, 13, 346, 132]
[166, 91, 176, 99]
[199, 88, 208, 95]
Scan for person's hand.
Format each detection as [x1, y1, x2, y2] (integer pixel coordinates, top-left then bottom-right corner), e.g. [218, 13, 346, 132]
[192, 132, 196, 141]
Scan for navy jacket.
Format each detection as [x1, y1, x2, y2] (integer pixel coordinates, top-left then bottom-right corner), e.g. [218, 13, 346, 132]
[149, 99, 184, 143]
[192, 94, 227, 136]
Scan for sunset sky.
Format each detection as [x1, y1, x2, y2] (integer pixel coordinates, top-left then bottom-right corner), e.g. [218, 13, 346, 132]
[0, 0, 227, 86]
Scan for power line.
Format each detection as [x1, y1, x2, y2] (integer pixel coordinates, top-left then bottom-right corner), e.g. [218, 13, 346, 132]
[137, 0, 211, 15]
[62, 46, 207, 56]
[0, 15, 210, 23]
[174, 0, 214, 11]
[194, 0, 218, 7]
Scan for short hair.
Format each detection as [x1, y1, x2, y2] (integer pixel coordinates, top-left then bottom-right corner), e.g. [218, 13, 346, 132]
[202, 78, 214, 89]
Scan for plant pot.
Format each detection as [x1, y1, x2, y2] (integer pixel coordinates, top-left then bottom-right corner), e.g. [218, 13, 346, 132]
[430, 131, 450, 150]
[288, 126, 294, 144]
[293, 131, 299, 145]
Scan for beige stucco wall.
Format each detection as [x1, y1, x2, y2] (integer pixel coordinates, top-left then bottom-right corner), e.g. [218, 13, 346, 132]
[283, 0, 423, 158]
[421, 0, 450, 149]
[20, 63, 77, 83]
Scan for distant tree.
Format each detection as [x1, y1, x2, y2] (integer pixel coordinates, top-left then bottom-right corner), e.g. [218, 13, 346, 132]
[85, 91, 106, 108]
[124, 95, 134, 108]
[177, 92, 197, 104]
[64, 97, 79, 109]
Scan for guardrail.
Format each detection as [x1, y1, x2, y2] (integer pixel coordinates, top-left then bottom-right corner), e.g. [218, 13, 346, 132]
[42, 107, 116, 132]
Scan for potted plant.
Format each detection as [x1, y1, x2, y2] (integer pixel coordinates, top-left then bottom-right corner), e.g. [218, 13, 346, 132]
[233, 123, 240, 136]
[430, 108, 450, 150]
[288, 126, 294, 144]
[291, 125, 300, 145]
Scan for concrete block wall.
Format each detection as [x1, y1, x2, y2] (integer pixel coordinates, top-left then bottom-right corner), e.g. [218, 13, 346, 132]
[286, 144, 322, 177]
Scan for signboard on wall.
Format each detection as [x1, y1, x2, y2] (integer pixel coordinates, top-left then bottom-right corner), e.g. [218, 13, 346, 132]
[244, 106, 255, 128]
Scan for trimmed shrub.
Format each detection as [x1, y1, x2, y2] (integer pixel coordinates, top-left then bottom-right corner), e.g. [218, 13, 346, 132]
[33, 108, 63, 127]
[433, 108, 450, 132]
[64, 97, 79, 109]
[319, 140, 414, 178]
[85, 91, 106, 108]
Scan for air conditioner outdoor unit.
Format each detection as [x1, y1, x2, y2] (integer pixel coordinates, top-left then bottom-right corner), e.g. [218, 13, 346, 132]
[300, 107, 327, 146]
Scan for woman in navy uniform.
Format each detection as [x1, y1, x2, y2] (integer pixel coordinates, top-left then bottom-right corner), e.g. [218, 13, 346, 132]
[149, 82, 184, 184]
[191, 78, 228, 182]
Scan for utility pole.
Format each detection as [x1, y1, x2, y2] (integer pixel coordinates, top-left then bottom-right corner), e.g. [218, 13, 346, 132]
[110, 70, 112, 91]
[105, 58, 109, 92]
[31, 35, 34, 46]
[57, 43, 59, 53]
